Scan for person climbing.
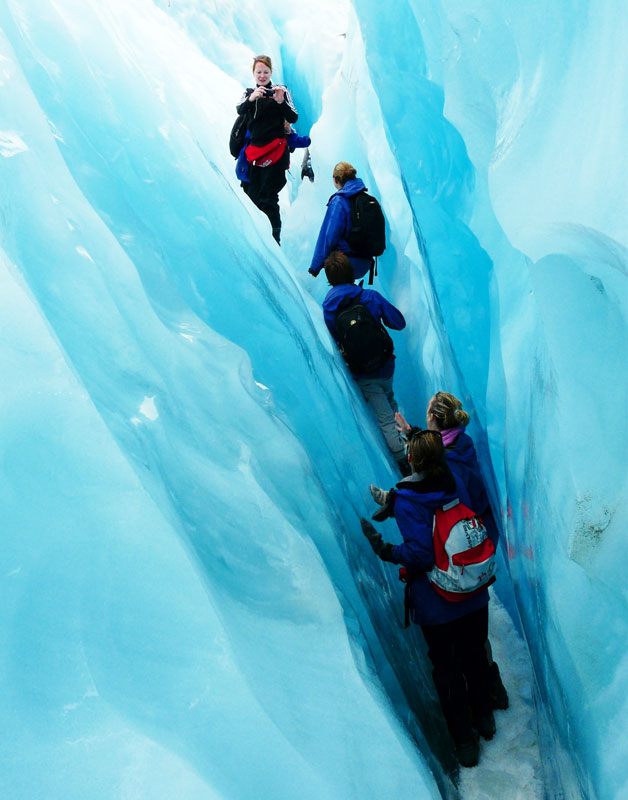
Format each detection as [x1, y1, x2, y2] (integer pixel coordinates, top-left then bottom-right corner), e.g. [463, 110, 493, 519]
[370, 392, 509, 711]
[322, 250, 409, 475]
[236, 54, 298, 244]
[309, 162, 385, 283]
[360, 430, 496, 768]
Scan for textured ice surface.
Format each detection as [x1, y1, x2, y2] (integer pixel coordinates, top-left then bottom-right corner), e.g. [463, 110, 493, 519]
[1, 0, 626, 798]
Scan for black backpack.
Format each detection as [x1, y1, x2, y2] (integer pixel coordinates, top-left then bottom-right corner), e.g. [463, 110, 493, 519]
[335, 292, 393, 374]
[346, 190, 386, 257]
[229, 113, 248, 158]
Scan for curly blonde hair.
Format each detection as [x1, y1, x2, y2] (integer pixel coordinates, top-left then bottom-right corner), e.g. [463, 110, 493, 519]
[428, 392, 470, 430]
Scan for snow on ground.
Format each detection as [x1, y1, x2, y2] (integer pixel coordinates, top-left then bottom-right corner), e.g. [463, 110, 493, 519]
[458, 590, 544, 799]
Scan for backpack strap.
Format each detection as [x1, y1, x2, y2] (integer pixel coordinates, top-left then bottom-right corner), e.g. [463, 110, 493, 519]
[441, 498, 460, 511]
[368, 257, 377, 285]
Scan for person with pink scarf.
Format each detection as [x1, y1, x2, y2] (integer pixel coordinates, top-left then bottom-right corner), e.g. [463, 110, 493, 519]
[369, 391, 509, 711]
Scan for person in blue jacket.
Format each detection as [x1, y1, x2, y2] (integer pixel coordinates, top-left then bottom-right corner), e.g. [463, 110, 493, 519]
[360, 430, 495, 768]
[370, 392, 509, 710]
[236, 123, 311, 186]
[309, 162, 375, 280]
[322, 251, 409, 474]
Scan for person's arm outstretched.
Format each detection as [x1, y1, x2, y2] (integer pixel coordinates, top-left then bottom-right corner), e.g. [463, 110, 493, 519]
[364, 291, 405, 330]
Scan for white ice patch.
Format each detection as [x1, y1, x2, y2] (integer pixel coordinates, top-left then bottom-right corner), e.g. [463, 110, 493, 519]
[0, 131, 28, 158]
[47, 119, 65, 142]
[139, 395, 158, 421]
[75, 246, 94, 262]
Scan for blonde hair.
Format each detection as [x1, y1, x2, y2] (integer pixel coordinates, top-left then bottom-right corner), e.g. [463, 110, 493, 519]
[252, 54, 272, 72]
[429, 392, 470, 430]
[408, 430, 447, 478]
[333, 162, 357, 186]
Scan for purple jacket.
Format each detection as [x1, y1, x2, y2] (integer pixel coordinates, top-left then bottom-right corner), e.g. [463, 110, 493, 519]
[322, 283, 405, 378]
[310, 178, 373, 279]
[390, 470, 489, 627]
[443, 430, 499, 546]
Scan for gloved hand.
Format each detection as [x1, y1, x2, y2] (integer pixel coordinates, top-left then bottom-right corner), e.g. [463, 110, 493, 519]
[371, 488, 396, 522]
[308, 267, 318, 277]
[360, 518, 395, 562]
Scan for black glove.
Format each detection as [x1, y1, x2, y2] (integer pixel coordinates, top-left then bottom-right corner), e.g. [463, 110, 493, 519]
[360, 518, 395, 562]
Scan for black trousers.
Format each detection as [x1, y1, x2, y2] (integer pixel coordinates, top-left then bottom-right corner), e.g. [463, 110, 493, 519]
[246, 150, 289, 234]
[421, 605, 492, 743]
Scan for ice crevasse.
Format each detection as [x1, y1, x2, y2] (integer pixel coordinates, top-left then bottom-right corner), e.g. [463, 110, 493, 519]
[0, 0, 627, 799]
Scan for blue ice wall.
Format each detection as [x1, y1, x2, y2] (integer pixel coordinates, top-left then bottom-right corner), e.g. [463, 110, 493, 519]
[0, 2, 443, 798]
[353, 2, 627, 798]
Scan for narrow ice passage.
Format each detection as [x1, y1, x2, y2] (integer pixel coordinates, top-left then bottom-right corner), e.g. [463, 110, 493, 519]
[1, 0, 627, 799]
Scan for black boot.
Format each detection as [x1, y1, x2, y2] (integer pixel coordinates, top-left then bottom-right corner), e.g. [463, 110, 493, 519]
[455, 734, 479, 768]
[489, 662, 509, 710]
[300, 148, 314, 182]
[473, 708, 496, 740]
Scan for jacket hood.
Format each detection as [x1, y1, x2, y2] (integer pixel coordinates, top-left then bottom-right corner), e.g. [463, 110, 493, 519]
[395, 469, 458, 509]
[336, 178, 366, 198]
[322, 283, 363, 313]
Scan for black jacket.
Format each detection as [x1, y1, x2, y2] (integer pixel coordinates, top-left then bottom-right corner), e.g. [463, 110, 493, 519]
[236, 83, 298, 146]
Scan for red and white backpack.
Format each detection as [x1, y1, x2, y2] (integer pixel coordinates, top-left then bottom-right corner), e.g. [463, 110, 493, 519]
[427, 498, 496, 602]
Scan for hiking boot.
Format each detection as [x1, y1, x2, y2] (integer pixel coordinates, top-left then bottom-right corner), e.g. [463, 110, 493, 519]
[454, 736, 479, 768]
[473, 710, 496, 740]
[489, 662, 509, 710]
[369, 485, 389, 506]
[300, 149, 314, 182]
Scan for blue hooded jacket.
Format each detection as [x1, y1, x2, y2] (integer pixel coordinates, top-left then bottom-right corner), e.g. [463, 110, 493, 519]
[322, 283, 405, 379]
[309, 178, 374, 279]
[444, 430, 499, 546]
[390, 469, 489, 627]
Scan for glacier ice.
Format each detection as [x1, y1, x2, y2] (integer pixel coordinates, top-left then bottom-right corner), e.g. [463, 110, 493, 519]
[1, 0, 627, 798]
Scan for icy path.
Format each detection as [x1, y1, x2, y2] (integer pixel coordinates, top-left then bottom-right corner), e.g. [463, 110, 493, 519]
[459, 591, 544, 799]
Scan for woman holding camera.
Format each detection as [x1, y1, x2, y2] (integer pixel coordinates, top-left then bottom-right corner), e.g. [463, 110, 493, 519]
[236, 54, 298, 243]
